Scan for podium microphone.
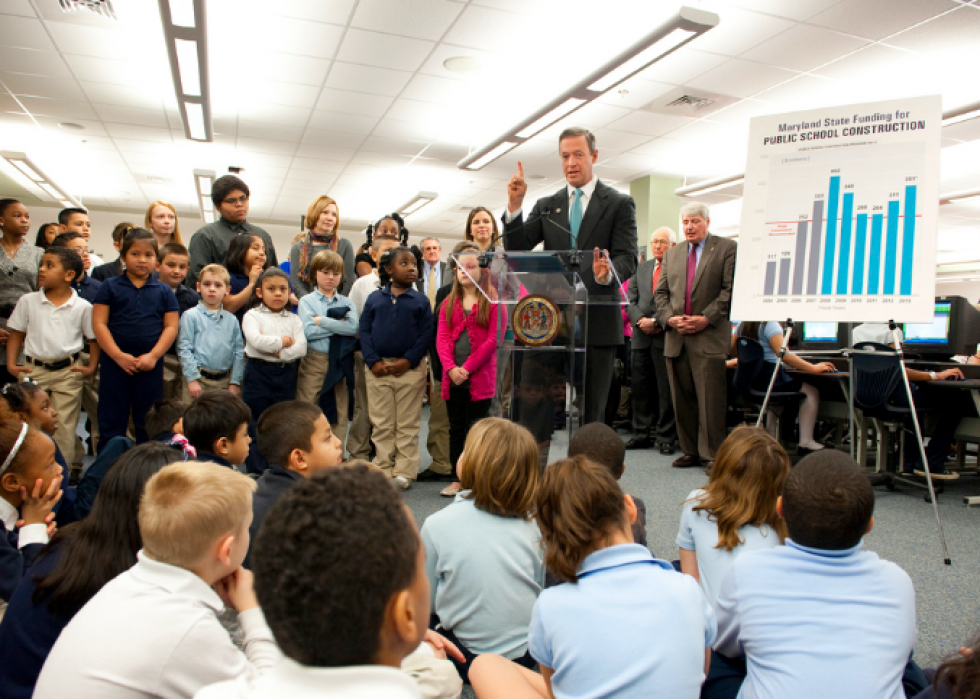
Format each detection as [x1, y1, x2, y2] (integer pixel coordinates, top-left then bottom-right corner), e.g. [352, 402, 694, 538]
[480, 207, 582, 272]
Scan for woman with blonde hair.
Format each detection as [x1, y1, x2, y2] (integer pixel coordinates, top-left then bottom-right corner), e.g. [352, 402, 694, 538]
[676, 425, 791, 613]
[144, 201, 182, 249]
[290, 195, 355, 299]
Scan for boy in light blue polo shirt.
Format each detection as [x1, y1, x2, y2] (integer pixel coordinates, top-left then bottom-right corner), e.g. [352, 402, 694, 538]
[177, 264, 245, 402]
[713, 450, 916, 699]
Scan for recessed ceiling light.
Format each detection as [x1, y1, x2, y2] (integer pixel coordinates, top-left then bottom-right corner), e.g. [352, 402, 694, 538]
[58, 122, 84, 130]
[443, 56, 483, 74]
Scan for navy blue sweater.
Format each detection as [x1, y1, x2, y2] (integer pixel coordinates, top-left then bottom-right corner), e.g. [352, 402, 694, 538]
[359, 285, 433, 368]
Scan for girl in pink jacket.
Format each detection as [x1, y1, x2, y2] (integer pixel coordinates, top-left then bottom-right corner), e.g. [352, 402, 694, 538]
[436, 242, 505, 497]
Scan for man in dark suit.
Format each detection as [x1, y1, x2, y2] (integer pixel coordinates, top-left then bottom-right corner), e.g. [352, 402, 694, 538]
[415, 236, 453, 481]
[503, 127, 638, 424]
[626, 227, 678, 453]
[654, 203, 736, 470]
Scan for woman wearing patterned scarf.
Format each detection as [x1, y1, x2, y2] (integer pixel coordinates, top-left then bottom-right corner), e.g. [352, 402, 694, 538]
[289, 195, 355, 299]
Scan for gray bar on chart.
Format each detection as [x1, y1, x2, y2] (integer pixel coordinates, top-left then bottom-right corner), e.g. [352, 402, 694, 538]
[778, 257, 791, 295]
[764, 261, 776, 295]
[793, 219, 808, 295]
[807, 199, 824, 295]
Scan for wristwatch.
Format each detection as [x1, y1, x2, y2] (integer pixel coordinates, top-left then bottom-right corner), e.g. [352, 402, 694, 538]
[929, 371, 937, 380]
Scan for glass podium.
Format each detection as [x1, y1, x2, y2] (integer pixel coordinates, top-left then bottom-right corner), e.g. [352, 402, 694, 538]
[453, 249, 626, 463]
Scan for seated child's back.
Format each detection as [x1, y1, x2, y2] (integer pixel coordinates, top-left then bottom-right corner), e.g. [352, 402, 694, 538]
[676, 426, 789, 613]
[714, 450, 916, 699]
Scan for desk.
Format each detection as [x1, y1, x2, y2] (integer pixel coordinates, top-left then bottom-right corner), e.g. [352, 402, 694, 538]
[924, 379, 980, 506]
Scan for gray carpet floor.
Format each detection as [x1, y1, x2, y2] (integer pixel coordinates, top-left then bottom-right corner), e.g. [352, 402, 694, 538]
[405, 407, 980, 672]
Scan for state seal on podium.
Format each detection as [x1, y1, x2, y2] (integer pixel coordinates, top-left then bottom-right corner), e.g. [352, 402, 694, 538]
[512, 295, 560, 347]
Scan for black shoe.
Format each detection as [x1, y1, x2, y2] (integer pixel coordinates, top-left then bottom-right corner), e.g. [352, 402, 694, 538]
[659, 442, 675, 455]
[672, 454, 701, 468]
[625, 435, 653, 450]
[612, 419, 633, 432]
[416, 469, 456, 483]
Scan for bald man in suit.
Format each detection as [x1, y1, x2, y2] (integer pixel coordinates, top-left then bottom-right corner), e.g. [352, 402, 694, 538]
[654, 203, 736, 469]
[503, 127, 638, 424]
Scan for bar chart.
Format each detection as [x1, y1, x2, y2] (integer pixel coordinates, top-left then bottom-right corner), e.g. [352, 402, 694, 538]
[733, 96, 941, 323]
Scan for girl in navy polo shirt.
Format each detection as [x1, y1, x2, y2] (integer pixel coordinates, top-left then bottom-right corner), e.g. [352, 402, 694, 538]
[92, 229, 178, 449]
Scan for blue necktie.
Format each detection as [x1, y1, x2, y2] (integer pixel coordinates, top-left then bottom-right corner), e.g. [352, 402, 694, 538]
[569, 188, 583, 247]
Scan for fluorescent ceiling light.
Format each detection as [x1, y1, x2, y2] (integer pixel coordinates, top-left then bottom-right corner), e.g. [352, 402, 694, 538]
[184, 102, 207, 141]
[10, 160, 44, 182]
[168, 0, 195, 27]
[1, 151, 82, 207]
[175, 39, 202, 96]
[465, 142, 519, 170]
[675, 175, 745, 198]
[942, 102, 980, 127]
[457, 7, 718, 170]
[398, 191, 439, 216]
[157, 0, 212, 142]
[193, 168, 216, 223]
[515, 99, 587, 140]
[940, 188, 980, 204]
[588, 28, 693, 92]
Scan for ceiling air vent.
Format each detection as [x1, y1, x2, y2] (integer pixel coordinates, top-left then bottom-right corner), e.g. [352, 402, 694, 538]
[58, 0, 116, 19]
[666, 95, 715, 112]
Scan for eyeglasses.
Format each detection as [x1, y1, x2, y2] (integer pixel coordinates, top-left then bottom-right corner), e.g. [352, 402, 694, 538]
[650, 240, 671, 247]
[222, 196, 248, 206]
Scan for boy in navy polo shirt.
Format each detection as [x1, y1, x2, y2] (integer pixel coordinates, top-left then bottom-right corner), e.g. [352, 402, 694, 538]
[712, 450, 917, 699]
[359, 247, 433, 490]
[91, 228, 178, 448]
[51, 232, 101, 304]
[182, 390, 252, 469]
[157, 242, 199, 400]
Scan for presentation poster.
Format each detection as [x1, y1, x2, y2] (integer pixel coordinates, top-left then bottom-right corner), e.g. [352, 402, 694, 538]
[731, 95, 942, 323]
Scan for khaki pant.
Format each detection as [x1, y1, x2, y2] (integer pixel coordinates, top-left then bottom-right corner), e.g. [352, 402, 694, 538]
[76, 351, 99, 462]
[296, 349, 349, 439]
[427, 368, 452, 475]
[163, 354, 183, 401]
[181, 373, 232, 402]
[31, 356, 84, 465]
[365, 358, 426, 480]
[348, 351, 372, 460]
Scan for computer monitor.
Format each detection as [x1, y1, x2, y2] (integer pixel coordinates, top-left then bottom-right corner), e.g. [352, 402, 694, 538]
[900, 296, 980, 358]
[797, 321, 845, 351]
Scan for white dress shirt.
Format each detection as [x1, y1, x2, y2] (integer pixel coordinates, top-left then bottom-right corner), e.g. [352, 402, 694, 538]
[348, 272, 381, 316]
[195, 658, 421, 699]
[7, 289, 94, 359]
[242, 305, 307, 362]
[34, 551, 282, 699]
[0, 497, 47, 548]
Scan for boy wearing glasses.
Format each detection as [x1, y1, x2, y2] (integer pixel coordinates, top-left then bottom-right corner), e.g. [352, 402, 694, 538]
[187, 175, 278, 281]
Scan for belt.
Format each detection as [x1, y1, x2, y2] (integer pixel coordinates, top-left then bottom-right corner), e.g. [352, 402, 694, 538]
[27, 352, 81, 372]
[249, 358, 298, 369]
[199, 368, 231, 380]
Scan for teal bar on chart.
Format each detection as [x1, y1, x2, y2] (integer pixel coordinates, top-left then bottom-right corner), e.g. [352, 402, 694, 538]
[852, 213, 867, 294]
[836, 192, 853, 295]
[900, 185, 916, 295]
[868, 213, 883, 294]
[821, 176, 840, 295]
[884, 200, 899, 295]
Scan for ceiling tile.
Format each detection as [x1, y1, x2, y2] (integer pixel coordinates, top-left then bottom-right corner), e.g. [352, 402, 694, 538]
[387, 98, 445, 123]
[1, 72, 86, 100]
[259, 15, 345, 60]
[686, 58, 799, 99]
[687, 8, 794, 58]
[636, 49, 728, 86]
[351, 0, 463, 41]
[371, 117, 440, 142]
[739, 24, 869, 72]
[294, 145, 356, 163]
[261, 0, 356, 24]
[443, 4, 527, 52]
[336, 28, 435, 72]
[0, 0, 35, 18]
[240, 81, 320, 110]
[360, 135, 428, 157]
[103, 123, 174, 143]
[229, 136, 298, 155]
[606, 110, 693, 137]
[290, 158, 348, 174]
[596, 77, 677, 110]
[0, 46, 73, 79]
[249, 53, 331, 87]
[325, 63, 413, 97]
[18, 95, 98, 120]
[307, 110, 379, 135]
[66, 54, 167, 87]
[235, 103, 312, 127]
[93, 104, 169, 128]
[0, 15, 54, 51]
[315, 87, 393, 117]
[398, 74, 463, 105]
[237, 121, 306, 142]
[301, 128, 368, 150]
[80, 81, 168, 110]
[418, 43, 498, 82]
[806, 0, 956, 41]
[591, 129, 652, 154]
[729, 0, 842, 21]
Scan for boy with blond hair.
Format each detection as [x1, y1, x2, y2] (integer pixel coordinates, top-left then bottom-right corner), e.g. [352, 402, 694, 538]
[34, 461, 280, 699]
[297, 250, 357, 436]
[177, 264, 245, 400]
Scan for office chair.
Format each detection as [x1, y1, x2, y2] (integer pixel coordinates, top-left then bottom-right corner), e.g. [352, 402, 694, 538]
[733, 337, 804, 444]
[850, 342, 938, 494]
